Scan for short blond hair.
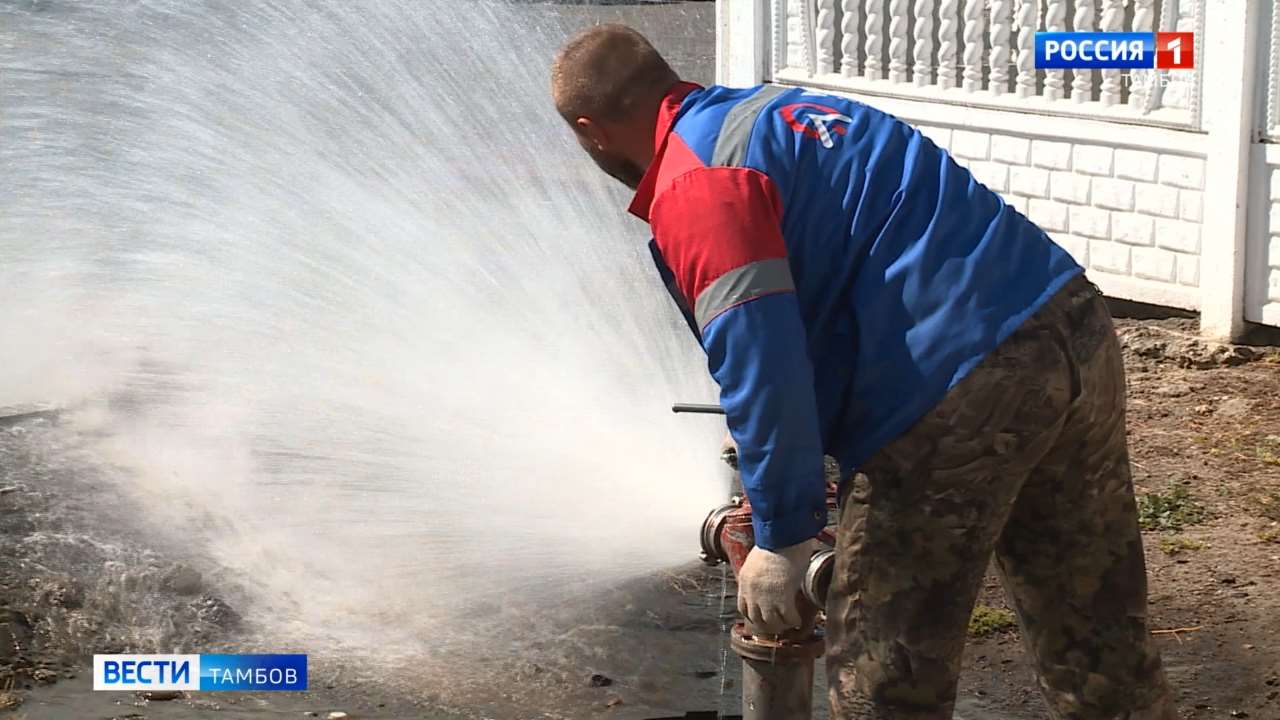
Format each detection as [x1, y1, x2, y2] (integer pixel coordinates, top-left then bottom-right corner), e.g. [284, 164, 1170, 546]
[551, 24, 679, 123]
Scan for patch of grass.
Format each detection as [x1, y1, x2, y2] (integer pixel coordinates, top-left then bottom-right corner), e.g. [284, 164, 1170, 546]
[1253, 491, 1280, 522]
[1137, 486, 1207, 531]
[968, 605, 1018, 638]
[1158, 537, 1205, 555]
[1258, 525, 1280, 543]
[0, 674, 22, 711]
[1256, 437, 1280, 467]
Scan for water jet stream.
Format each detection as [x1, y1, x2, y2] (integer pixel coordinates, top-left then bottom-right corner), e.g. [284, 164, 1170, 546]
[1, 0, 729, 704]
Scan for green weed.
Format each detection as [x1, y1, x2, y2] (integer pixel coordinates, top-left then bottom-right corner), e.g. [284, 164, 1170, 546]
[1137, 486, 1207, 531]
[968, 605, 1018, 637]
[1256, 437, 1280, 467]
[1158, 537, 1204, 555]
[1252, 491, 1280, 522]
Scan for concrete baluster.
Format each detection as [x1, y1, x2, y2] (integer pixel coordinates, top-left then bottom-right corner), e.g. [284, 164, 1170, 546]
[1072, 0, 1096, 103]
[938, 0, 959, 88]
[865, 0, 884, 79]
[913, 0, 935, 86]
[1128, 0, 1157, 112]
[816, 0, 837, 74]
[889, 0, 909, 82]
[1099, 0, 1125, 106]
[1015, 0, 1037, 98]
[1044, 0, 1066, 100]
[962, 0, 985, 91]
[841, 0, 862, 76]
[989, 0, 1012, 94]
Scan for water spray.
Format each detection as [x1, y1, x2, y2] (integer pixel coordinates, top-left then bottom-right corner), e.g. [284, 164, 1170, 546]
[3, 2, 730, 709]
[677, 402, 838, 720]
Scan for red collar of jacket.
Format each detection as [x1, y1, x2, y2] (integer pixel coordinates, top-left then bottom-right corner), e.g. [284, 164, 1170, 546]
[627, 81, 702, 222]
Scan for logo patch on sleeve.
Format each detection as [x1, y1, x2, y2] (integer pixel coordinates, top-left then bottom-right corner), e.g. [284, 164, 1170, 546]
[779, 103, 853, 149]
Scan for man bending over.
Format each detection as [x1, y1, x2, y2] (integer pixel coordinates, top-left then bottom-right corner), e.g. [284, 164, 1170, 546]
[550, 24, 1175, 720]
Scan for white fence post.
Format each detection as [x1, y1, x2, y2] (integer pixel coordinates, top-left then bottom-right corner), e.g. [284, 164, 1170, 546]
[1015, 0, 1036, 98]
[1043, 0, 1067, 100]
[938, 0, 959, 89]
[717, 0, 770, 86]
[889, 0, 909, 82]
[1199, 0, 1261, 340]
[989, 0, 1012, 95]
[1128, 0, 1156, 111]
[962, 0, 985, 92]
[865, 0, 884, 79]
[1099, 0, 1125, 105]
[816, 0, 837, 74]
[1072, 0, 1095, 103]
[841, 0, 861, 76]
[913, 0, 934, 86]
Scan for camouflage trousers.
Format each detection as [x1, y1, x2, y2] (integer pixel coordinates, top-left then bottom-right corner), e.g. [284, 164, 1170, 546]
[825, 275, 1176, 720]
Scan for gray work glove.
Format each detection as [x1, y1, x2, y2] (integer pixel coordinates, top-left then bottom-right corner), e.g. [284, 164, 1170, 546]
[736, 540, 820, 634]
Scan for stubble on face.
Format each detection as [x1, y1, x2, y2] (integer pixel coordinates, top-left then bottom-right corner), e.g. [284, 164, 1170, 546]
[578, 135, 644, 190]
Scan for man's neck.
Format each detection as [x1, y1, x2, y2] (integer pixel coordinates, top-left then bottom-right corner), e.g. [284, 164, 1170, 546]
[620, 99, 664, 172]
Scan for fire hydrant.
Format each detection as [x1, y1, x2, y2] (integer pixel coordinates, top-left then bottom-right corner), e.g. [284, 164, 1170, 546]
[672, 402, 839, 719]
[698, 486, 839, 720]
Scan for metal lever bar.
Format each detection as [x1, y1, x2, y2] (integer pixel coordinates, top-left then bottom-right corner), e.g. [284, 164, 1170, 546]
[671, 403, 726, 415]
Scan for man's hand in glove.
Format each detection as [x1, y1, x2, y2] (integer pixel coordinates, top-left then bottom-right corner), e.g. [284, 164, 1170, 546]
[736, 539, 820, 634]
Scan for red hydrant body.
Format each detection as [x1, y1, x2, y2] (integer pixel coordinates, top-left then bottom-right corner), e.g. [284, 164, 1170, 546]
[697, 485, 841, 720]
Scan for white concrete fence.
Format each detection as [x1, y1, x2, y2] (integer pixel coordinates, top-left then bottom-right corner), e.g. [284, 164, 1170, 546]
[716, 0, 1279, 338]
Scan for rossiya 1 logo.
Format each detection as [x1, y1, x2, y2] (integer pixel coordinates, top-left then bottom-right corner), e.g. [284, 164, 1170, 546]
[779, 103, 853, 149]
[1035, 31, 1194, 70]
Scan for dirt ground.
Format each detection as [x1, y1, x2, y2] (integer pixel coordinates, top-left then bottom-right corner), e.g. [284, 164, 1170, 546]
[957, 317, 1280, 719]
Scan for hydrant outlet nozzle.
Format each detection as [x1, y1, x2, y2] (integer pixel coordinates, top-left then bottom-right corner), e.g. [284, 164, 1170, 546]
[698, 501, 739, 565]
[802, 548, 835, 608]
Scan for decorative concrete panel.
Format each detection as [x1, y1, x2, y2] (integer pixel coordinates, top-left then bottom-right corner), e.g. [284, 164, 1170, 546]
[776, 0, 1201, 126]
[914, 125, 1205, 308]
[1248, 154, 1280, 326]
[726, 0, 1271, 332]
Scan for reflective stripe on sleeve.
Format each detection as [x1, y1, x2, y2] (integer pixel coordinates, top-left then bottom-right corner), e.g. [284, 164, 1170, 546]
[694, 257, 796, 329]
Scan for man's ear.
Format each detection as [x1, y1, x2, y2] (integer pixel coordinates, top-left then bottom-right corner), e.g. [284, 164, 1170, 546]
[574, 116, 610, 150]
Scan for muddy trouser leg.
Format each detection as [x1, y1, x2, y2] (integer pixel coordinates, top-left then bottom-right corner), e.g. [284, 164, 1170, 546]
[825, 275, 1172, 719]
[994, 283, 1175, 719]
